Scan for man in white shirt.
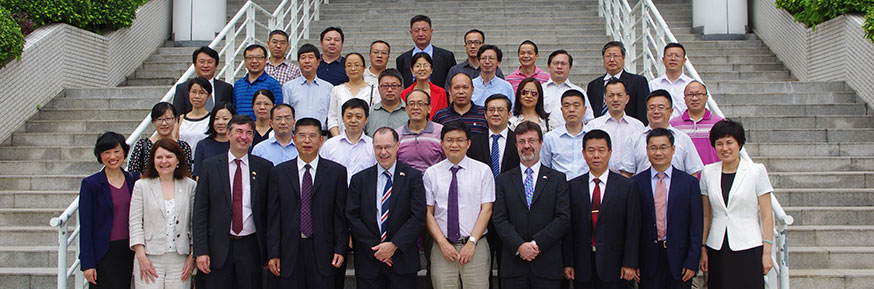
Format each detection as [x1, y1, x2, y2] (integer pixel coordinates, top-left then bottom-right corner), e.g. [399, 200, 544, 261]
[364, 40, 390, 86]
[319, 98, 376, 184]
[619, 90, 703, 178]
[424, 121, 495, 289]
[588, 78, 645, 172]
[543, 50, 594, 126]
[648, 43, 694, 119]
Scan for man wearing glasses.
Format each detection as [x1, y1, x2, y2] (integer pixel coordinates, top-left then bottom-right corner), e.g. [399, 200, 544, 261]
[234, 44, 284, 119]
[445, 29, 505, 91]
[365, 69, 410, 136]
[471, 45, 515, 108]
[669, 81, 723, 165]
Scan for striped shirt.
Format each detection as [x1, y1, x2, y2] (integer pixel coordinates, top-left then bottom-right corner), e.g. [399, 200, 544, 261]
[506, 66, 550, 91]
[432, 104, 488, 135]
[264, 60, 302, 85]
[670, 110, 723, 165]
[233, 72, 283, 119]
[396, 121, 446, 173]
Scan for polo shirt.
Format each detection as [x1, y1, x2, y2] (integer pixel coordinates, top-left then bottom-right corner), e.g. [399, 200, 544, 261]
[396, 121, 446, 173]
[317, 55, 348, 86]
[444, 60, 505, 91]
[432, 103, 488, 135]
[506, 66, 550, 91]
[365, 101, 409, 136]
[670, 110, 723, 165]
[233, 72, 283, 119]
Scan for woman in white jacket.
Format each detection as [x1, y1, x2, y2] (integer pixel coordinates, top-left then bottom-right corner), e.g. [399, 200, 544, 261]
[129, 138, 197, 289]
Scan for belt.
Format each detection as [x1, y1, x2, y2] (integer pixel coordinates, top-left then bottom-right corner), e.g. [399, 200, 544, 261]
[301, 232, 311, 239]
[229, 234, 253, 240]
[657, 240, 667, 249]
[447, 236, 470, 245]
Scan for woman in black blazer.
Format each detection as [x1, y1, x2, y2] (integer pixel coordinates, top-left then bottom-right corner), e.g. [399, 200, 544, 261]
[79, 132, 139, 288]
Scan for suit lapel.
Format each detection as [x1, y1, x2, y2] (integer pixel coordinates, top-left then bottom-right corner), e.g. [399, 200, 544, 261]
[601, 172, 620, 212]
[248, 158, 260, 210]
[530, 165, 549, 207]
[311, 160, 329, 198]
[364, 166, 380, 234]
[217, 154, 232, 207]
[507, 168, 527, 206]
[666, 167, 680, 225]
[639, 170, 656, 224]
[502, 131, 517, 171]
[149, 178, 168, 220]
[290, 158, 301, 196]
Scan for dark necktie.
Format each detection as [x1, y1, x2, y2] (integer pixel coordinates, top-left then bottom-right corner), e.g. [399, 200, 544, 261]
[380, 171, 392, 242]
[490, 134, 501, 178]
[448, 166, 461, 241]
[591, 178, 602, 247]
[232, 159, 243, 235]
[301, 164, 313, 237]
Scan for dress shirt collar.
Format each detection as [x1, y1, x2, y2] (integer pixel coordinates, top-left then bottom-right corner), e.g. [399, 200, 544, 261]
[603, 70, 624, 81]
[298, 76, 327, 86]
[520, 161, 541, 178]
[604, 112, 634, 124]
[555, 124, 586, 138]
[449, 155, 474, 170]
[512, 66, 547, 78]
[461, 59, 475, 69]
[297, 156, 320, 171]
[412, 44, 434, 57]
[340, 131, 370, 145]
[244, 72, 269, 85]
[490, 127, 509, 139]
[655, 73, 692, 85]
[644, 124, 675, 134]
[228, 151, 249, 166]
[378, 161, 397, 178]
[588, 170, 609, 185]
[681, 109, 713, 122]
[402, 121, 435, 135]
[268, 136, 296, 148]
[373, 100, 406, 112]
[650, 165, 673, 181]
[267, 59, 289, 69]
[321, 55, 345, 65]
[545, 77, 572, 88]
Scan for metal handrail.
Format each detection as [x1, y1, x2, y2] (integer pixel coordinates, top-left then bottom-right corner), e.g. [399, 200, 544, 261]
[50, 1, 325, 288]
[598, 0, 792, 288]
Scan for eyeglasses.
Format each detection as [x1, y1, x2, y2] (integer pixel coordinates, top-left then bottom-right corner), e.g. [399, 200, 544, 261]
[487, 107, 507, 113]
[407, 101, 430, 107]
[665, 53, 684, 59]
[273, 115, 293, 122]
[550, 61, 569, 67]
[253, 101, 273, 108]
[465, 40, 483, 46]
[345, 63, 364, 69]
[379, 84, 403, 89]
[684, 92, 707, 99]
[516, 138, 541, 146]
[154, 117, 175, 124]
[245, 56, 265, 61]
[413, 63, 431, 69]
[647, 105, 670, 111]
[443, 138, 468, 144]
[647, 145, 672, 152]
[521, 89, 538, 97]
[604, 54, 623, 60]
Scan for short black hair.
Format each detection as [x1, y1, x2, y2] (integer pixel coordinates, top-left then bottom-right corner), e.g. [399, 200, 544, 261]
[647, 89, 673, 107]
[410, 15, 431, 28]
[373, 127, 400, 143]
[370, 40, 391, 54]
[297, 43, 321, 60]
[346, 52, 366, 68]
[449, 72, 473, 87]
[227, 114, 255, 132]
[440, 120, 471, 141]
[514, 121, 543, 141]
[270, 103, 295, 119]
[406, 89, 431, 104]
[269, 29, 289, 41]
[484, 94, 512, 111]
[646, 128, 675, 146]
[464, 29, 484, 42]
[477, 45, 503, 62]
[560, 89, 585, 102]
[206, 102, 237, 138]
[664, 42, 686, 57]
[93, 131, 130, 164]
[187, 77, 213, 95]
[151, 102, 177, 121]
[341, 98, 370, 118]
[244, 44, 267, 58]
[294, 117, 322, 134]
[320, 27, 344, 42]
[410, 52, 433, 68]
[518, 40, 538, 55]
[378, 68, 404, 84]
[513, 78, 548, 120]
[253, 89, 276, 106]
[685, 80, 708, 94]
[602, 41, 626, 57]
[583, 129, 612, 150]
[192, 46, 220, 65]
[709, 119, 746, 148]
[605, 77, 627, 91]
[548, 49, 573, 67]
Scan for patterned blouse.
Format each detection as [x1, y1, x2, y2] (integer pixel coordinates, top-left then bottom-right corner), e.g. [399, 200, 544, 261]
[127, 138, 193, 174]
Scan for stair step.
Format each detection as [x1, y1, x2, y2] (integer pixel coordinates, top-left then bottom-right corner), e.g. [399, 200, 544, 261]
[0, 267, 66, 288]
[33, 108, 152, 121]
[0, 191, 78, 209]
[754, 156, 874, 172]
[784, 207, 874, 225]
[43, 97, 157, 110]
[747, 128, 874, 143]
[0, 146, 93, 161]
[26, 120, 144, 133]
[716, 92, 859, 105]
[719, 103, 866, 117]
[0, 175, 90, 191]
[64, 86, 170, 98]
[789, 225, 874, 247]
[790, 247, 874, 270]
[710, 81, 850, 94]
[0, 226, 70, 246]
[775, 188, 874, 207]
[0, 246, 75, 269]
[745, 142, 874, 158]
[769, 172, 874, 189]
[0, 160, 101, 175]
[790, 269, 874, 289]
[0, 208, 69, 227]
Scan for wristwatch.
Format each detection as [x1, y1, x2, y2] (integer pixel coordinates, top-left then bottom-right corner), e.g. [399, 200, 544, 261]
[468, 236, 478, 244]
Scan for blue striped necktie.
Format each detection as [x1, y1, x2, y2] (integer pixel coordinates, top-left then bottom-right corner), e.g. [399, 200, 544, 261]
[379, 170, 392, 242]
[490, 134, 501, 178]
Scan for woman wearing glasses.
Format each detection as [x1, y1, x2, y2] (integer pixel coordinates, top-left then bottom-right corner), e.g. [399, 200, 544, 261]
[401, 52, 448, 120]
[128, 102, 193, 175]
[509, 77, 556, 132]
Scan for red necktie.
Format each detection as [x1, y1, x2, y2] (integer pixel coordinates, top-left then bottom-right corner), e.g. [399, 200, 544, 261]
[591, 178, 601, 247]
[232, 159, 243, 235]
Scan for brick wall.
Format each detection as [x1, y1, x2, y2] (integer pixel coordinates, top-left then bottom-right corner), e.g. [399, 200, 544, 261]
[0, 0, 171, 143]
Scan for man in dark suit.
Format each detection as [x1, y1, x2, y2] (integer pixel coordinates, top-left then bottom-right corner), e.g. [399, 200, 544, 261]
[586, 41, 650, 125]
[563, 129, 640, 289]
[174, 46, 234, 116]
[492, 121, 570, 289]
[467, 93, 519, 288]
[193, 115, 273, 289]
[631, 128, 702, 289]
[396, 15, 457, 88]
[266, 117, 348, 289]
[346, 127, 426, 289]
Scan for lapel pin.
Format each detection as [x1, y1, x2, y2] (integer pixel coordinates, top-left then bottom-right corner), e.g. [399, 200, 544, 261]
[399, 172, 405, 176]
[543, 175, 548, 179]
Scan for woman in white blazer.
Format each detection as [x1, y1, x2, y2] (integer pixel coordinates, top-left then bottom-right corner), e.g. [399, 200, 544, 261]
[129, 138, 197, 289]
[698, 119, 774, 289]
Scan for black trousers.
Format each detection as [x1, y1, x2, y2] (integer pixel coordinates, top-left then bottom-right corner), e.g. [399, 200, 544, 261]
[90, 239, 133, 289]
[356, 264, 417, 289]
[204, 234, 262, 289]
[486, 228, 502, 289]
[573, 251, 631, 289]
[639, 244, 692, 289]
[278, 238, 334, 289]
[502, 274, 560, 289]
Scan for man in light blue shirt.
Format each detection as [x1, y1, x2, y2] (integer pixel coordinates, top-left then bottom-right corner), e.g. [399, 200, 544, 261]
[283, 43, 333, 131]
[252, 104, 298, 166]
[540, 89, 590, 180]
[471, 45, 515, 108]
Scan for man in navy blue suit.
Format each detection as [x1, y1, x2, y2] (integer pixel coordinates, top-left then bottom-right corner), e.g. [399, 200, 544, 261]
[631, 128, 702, 289]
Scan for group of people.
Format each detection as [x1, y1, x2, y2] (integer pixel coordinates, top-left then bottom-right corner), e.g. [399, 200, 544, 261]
[77, 14, 776, 289]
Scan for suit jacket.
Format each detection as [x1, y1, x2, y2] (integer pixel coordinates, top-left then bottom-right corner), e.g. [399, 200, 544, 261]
[586, 70, 650, 125]
[562, 171, 640, 283]
[345, 162, 425, 278]
[492, 164, 570, 279]
[700, 159, 773, 251]
[173, 79, 234, 116]
[396, 46, 457, 88]
[79, 169, 139, 270]
[632, 166, 702, 280]
[129, 177, 197, 255]
[192, 153, 273, 269]
[467, 129, 520, 175]
[267, 157, 348, 278]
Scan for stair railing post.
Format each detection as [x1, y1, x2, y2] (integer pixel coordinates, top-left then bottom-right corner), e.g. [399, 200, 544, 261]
[303, 0, 311, 40]
[56, 220, 67, 289]
[225, 21, 236, 83]
[246, 4, 256, 47]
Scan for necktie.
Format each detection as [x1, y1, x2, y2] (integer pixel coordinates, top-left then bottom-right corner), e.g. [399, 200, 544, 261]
[591, 178, 601, 247]
[655, 172, 667, 240]
[490, 134, 501, 178]
[380, 171, 392, 242]
[524, 168, 535, 209]
[601, 77, 616, 115]
[232, 159, 243, 235]
[447, 166, 461, 242]
[301, 164, 313, 237]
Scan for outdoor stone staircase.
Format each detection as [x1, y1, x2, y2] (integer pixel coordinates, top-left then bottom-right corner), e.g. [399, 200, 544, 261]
[0, 0, 871, 288]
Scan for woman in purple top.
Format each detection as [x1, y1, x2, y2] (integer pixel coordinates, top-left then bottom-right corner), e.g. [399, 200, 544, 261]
[79, 132, 139, 288]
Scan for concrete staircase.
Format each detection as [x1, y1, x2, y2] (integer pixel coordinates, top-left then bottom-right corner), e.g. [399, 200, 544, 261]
[0, 0, 871, 288]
